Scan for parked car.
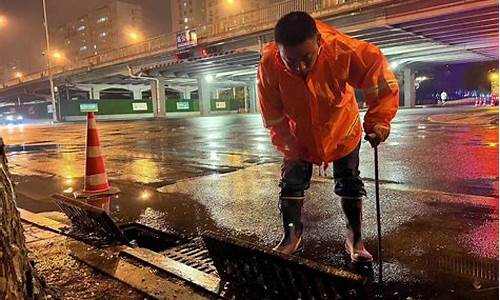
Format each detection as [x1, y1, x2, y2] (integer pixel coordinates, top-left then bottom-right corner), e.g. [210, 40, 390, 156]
[0, 112, 24, 125]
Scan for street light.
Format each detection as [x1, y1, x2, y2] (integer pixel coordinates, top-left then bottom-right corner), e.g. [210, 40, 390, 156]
[14, 72, 22, 79]
[127, 31, 142, 43]
[0, 15, 6, 28]
[52, 51, 63, 60]
[42, 0, 58, 122]
[489, 72, 498, 81]
[223, 0, 239, 13]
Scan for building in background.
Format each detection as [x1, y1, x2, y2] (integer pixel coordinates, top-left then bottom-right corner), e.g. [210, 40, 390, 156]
[170, 0, 284, 33]
[170, 0, 207, 33]
[52, 1, 144, 61]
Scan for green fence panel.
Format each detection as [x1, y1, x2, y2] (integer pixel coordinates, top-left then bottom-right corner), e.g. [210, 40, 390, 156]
[61, 99, 154, 117]
[209, 98, 243, 111]
[166, 99, 200, 112]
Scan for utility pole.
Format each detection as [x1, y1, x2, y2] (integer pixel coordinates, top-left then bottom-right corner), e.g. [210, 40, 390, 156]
[42, 0, 58, 122]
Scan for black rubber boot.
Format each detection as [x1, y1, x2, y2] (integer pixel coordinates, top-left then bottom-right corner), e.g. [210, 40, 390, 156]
[273, 196, 304, 255]
[341, 197, 373, 262]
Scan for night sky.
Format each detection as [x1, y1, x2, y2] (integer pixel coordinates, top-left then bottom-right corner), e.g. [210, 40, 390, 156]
[0, 0, 497, 94]
[0, 0, 170, 75]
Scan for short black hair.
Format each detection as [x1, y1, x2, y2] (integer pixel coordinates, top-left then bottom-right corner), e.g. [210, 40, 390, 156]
[274, 11, 318, 47]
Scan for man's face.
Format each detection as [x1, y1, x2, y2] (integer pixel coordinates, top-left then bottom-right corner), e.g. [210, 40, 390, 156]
[278, 35, 321, 77]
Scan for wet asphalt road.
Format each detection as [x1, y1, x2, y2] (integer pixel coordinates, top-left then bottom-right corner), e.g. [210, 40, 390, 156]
[4, 105, 499, 299]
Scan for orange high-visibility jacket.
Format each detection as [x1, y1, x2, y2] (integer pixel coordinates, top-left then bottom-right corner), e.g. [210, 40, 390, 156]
[258, 21, 399, 164]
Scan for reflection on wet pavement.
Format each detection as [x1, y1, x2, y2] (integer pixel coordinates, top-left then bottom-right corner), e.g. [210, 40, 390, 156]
[4, 107, 499, 299]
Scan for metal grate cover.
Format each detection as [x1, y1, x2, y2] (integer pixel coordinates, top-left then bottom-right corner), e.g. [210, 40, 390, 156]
[423, 253, 498, 282]
[52, 194, 129, 246]
[202, 231, 367, 300]
[161, 238, 218, 276]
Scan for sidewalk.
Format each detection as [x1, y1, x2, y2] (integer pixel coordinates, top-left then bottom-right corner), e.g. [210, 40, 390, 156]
[21, 210, 213, 300]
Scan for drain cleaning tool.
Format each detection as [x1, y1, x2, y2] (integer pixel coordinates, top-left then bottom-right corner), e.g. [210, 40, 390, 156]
[365, 133, 383, 284]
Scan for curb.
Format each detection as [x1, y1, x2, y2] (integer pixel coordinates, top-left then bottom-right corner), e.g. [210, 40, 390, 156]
[19, 209, 214, 300]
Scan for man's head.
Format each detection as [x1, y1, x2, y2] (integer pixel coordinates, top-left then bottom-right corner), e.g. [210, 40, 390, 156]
[274, 11, 321, 77]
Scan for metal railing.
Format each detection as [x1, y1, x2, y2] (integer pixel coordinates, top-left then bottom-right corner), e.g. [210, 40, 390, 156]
[2, 0, 367, 88]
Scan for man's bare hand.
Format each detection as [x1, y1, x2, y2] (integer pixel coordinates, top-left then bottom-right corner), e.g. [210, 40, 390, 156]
[365, 124, 390, 147]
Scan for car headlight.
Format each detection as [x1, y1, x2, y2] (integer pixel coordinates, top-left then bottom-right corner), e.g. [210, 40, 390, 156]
[16, 116, 23, 120]
[6, 116, 13, 121]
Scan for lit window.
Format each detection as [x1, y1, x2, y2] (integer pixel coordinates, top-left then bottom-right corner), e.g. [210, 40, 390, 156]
[96, 16, 108, 23]
[184, 25, 188, 29]
[98, 31, 107, 37]
[79, 46, 87, 51]
[77, 25, 86, 31]
[183, 2, 187, 6]
[66, 40, 71, 45]
[184, 17, 188, 23]
[93, 45, 97, 49]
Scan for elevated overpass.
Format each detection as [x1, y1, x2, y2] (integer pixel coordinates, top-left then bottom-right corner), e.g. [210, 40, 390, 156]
[0, 0, 497, 120]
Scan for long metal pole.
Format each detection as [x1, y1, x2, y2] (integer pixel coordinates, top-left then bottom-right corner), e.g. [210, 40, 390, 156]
[374, 145, 383, 284]
[365, 133, 383, 285]
[42, 0, 57, 122]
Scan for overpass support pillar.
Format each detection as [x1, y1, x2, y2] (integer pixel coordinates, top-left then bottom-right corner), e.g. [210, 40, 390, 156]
[151, 78, 166, 118]
[197, 77, 212, 116]
[248, 79, 258, 113]
[183, 87, 192, 99]
[91, 87, 101, 100]
[403, 68, 416, 107]
[132, 88, 143, 100]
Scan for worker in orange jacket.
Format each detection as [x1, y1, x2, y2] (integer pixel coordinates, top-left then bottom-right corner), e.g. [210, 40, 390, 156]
[258, 12, 399, 262]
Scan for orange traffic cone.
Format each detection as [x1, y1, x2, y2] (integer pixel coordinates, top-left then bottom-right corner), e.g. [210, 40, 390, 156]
[74, 112, 120, 198]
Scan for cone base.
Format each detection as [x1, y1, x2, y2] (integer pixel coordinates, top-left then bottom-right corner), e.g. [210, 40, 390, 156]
[74, 186, 120, 199]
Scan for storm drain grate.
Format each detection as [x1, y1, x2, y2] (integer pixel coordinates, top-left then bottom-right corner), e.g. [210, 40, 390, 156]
[52, 194, 129, 247]
[202, 231, 367, 300]
[423, 253, 498, 282]
[160, 238, 219, 276]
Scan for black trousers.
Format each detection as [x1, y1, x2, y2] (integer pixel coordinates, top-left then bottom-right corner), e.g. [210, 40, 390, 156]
[279, 142, 366, 198]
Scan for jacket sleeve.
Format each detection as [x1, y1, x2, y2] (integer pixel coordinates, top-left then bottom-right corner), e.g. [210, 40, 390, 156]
[257, 61, 299, 158]
[345, 38, 399, 133]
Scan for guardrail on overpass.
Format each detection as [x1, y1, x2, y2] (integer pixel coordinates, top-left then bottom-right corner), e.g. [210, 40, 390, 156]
[1, 0, 375, 88]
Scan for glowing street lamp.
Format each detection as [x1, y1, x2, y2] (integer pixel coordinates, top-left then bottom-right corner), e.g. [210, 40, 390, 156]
[0, 15, 6, 28]
[489, 72, 499, 82]
[52, 51, 63, 60]
[49, 50, 71, 65]
[127, 31, 142, 43]
[489, 70, 499, 100]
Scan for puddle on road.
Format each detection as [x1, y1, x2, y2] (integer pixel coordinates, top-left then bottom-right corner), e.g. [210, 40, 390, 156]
[453, 178, 499, 198]
[16, 169, 499, 299]
[195, 164, 242, 174]
[6, 143, 83, 156]
[243, 156, 280, 164]
[107, 188, 219, 238]
[7, 143, 59, 153]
